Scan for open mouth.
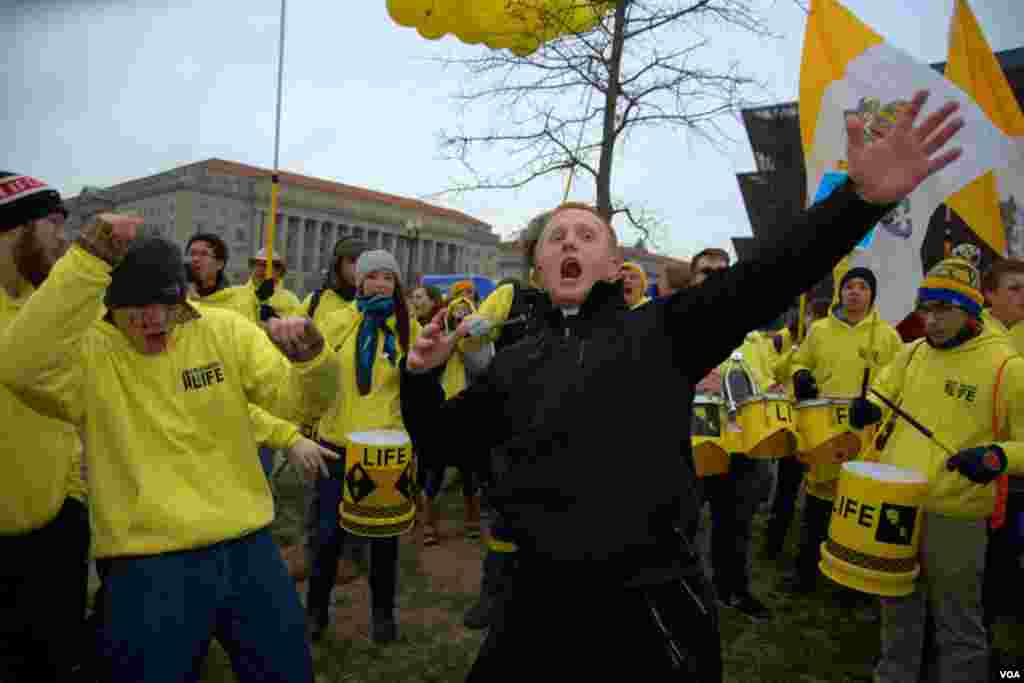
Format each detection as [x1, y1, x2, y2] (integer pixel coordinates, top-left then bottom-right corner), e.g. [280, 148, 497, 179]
[560, 258, 582, 281]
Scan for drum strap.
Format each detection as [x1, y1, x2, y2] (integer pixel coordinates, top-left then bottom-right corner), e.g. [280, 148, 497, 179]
[990, 356, 1012, 530]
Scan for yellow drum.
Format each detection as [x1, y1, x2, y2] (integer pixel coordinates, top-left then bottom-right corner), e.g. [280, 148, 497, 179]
[734, 393, 797, 458]
[820, 462, 928, 597]
[340, 430, 417, 538]
[795, 398, 866, 465]
[692, 394, 729, 477]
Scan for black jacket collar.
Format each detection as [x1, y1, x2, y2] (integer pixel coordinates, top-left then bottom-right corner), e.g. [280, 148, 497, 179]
[540, 279, 627, 330]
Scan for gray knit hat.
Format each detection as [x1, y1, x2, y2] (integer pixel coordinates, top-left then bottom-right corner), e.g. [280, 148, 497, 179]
[355, 249, 402, 282]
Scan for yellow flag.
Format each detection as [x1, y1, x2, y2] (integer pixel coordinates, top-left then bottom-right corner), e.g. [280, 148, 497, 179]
[798, 0, 882, 162]
[832, 253, 852, 307]
[944, 0, 1024, 255]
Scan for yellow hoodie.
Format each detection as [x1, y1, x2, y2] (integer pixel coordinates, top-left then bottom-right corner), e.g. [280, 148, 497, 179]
[191, 283, 259, 321]
[317, 306, 421, 448]
[0, 285, 86, 534]
[299, 289, 352, 330]
[0, 245, 340, 557]
[189, 297, 306, 449]
[869, 325, 1024, 519]
[247, 278, 302, 318]
[477, 283, 515, 344]
[983, 309, 1024, 356]
[791, 306, 903, 500]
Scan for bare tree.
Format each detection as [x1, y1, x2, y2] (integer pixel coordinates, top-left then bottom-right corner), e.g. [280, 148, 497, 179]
[436, 0, 772, 248]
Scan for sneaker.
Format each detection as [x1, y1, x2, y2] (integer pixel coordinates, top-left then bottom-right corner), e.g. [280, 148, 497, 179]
[463, 594, 495, 630]
[724, 591, 772, 622]
[372, 610, 398, 645]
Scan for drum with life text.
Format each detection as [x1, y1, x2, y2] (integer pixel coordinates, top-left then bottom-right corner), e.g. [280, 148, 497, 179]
[820, 461, 928, 597]
[734, 393, 797, 458]
[692, 394, 730, 477]
[795, 398, 872, 465]
[340, 430, 417, 537]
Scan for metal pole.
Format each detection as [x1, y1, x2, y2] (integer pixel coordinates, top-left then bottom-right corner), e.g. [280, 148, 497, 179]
[265, 0, 287, 285]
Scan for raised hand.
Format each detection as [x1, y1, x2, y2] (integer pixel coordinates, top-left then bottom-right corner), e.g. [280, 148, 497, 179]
[846, 90, 964, 205]
[267, 317, 325, 363]
[76, 212, 142, 266]
[407, 308, 462, 372]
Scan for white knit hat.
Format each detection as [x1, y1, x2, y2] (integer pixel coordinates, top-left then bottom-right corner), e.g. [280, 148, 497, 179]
[355, 249, 402, 282]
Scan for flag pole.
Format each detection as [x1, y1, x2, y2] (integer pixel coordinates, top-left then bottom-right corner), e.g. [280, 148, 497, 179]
[265, 0, 287, 287]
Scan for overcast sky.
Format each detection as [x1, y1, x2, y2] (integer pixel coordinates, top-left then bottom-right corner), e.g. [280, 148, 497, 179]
[3, 0, 1022, 259]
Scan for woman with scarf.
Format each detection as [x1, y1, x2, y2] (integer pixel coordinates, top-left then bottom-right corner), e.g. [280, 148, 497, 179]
[305, 249, 420, 645]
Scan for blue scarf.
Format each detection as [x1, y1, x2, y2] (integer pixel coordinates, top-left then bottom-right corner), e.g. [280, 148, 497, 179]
[355, 295, 398, 395]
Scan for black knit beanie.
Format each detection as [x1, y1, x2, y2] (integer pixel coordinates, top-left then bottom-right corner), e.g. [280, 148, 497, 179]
[0, 172, 66, 232]
[840, 266, 877, 309]
[106, 238, 188, 308]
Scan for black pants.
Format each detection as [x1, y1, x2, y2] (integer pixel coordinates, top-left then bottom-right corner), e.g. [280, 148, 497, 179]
[702, 455, 766, 597]
[764, 456, 806, 552]
[307, 456, 399, 618]
[984, 489, 1024, 626]
[0, 498, 91, 682]
[797, 493, 833, 585]
[468, 564, 722, 682]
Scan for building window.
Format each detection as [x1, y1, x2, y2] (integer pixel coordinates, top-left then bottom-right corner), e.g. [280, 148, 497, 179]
[236, 228, 247, 243]
[195, 222, 205, 233]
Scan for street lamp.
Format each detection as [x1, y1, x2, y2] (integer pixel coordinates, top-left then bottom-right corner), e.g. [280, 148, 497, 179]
[404, 216, 423, 286]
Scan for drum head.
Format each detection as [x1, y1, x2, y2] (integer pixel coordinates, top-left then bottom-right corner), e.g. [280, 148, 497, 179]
[843, 461, 927, 483]
[347, 430, 410, 446]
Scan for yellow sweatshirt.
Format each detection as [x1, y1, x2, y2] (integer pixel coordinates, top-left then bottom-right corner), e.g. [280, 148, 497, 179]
[317, 308, 421, 447]
[0, 245, 340, 557]
[299, 289, 352, 330]
[191, 283, 259, 321]
[869, 326, 1024, 519]
[0, 284, 86, 534]
[189, 297, 306, 448]
[247, 278, 302, 318]
[477, 283, 515, 344]
[791, 306, 903, 500]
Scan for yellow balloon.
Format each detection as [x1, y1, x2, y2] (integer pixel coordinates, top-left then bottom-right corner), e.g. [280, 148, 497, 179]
[386, 0, 431, 28]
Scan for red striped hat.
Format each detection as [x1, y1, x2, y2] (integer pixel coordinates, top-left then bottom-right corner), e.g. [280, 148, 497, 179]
[0, 172, 66, 233]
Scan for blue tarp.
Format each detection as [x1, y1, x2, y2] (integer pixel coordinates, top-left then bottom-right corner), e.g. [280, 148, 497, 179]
[420, 274, 497, 300]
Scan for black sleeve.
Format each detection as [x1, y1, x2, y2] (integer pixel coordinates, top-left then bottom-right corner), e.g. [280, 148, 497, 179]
[663, 179, 894, 379]
[400, 358, 507, 470]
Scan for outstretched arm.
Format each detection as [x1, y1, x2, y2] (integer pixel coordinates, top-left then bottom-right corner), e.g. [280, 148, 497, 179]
[662, 91, 963, 379]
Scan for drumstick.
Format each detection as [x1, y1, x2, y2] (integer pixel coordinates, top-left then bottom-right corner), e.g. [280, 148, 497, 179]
[860, 316, 877, 399]
[869, 388, 956, 457]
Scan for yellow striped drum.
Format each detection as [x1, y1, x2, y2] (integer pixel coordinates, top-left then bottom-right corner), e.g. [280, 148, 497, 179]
[820, 462, 928, 597]
[340, 430, 417, 538]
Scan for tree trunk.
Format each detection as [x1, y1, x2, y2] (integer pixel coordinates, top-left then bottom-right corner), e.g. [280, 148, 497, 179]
[596, 0, 628, 221]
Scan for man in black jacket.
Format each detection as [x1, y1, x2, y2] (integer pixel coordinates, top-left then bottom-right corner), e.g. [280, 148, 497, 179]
[400, 91, 963, 681]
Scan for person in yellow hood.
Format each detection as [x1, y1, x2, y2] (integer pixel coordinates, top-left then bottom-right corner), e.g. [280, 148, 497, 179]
[620, 261, 651, 309]
[305, 248, 421, 646]
[0, 172, 92, 682]
[979, 255, 1024, 638]
[849, 256, 1024, 683]
[185, 232, 259, 320]
[785, 266, 902, 595]
[248, 247, 302, 320]
[0, 214, 340, 683]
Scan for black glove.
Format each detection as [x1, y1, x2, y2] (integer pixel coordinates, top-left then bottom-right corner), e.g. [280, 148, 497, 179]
[792, 370, 819, 401]
[259, 304, 279, 322]
[850, 397, 883, 429]
[255, 278, 275, 302]
[946, 446, 1007, 485]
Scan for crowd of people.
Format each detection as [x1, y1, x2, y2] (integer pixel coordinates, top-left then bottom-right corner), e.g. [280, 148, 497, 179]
[1, 90, 1021, 683]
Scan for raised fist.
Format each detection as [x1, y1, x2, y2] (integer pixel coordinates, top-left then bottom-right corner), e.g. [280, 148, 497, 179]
[267, 317, 324, 363]
[76, 212, 142, 266]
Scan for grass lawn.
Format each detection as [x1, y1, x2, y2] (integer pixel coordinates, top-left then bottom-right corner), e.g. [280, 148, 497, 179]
[189, 465, 1024, 682]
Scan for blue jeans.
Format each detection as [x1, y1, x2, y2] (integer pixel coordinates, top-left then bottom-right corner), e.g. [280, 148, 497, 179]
[259, 446, 276, 479]
[95, 528, 312, 683]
